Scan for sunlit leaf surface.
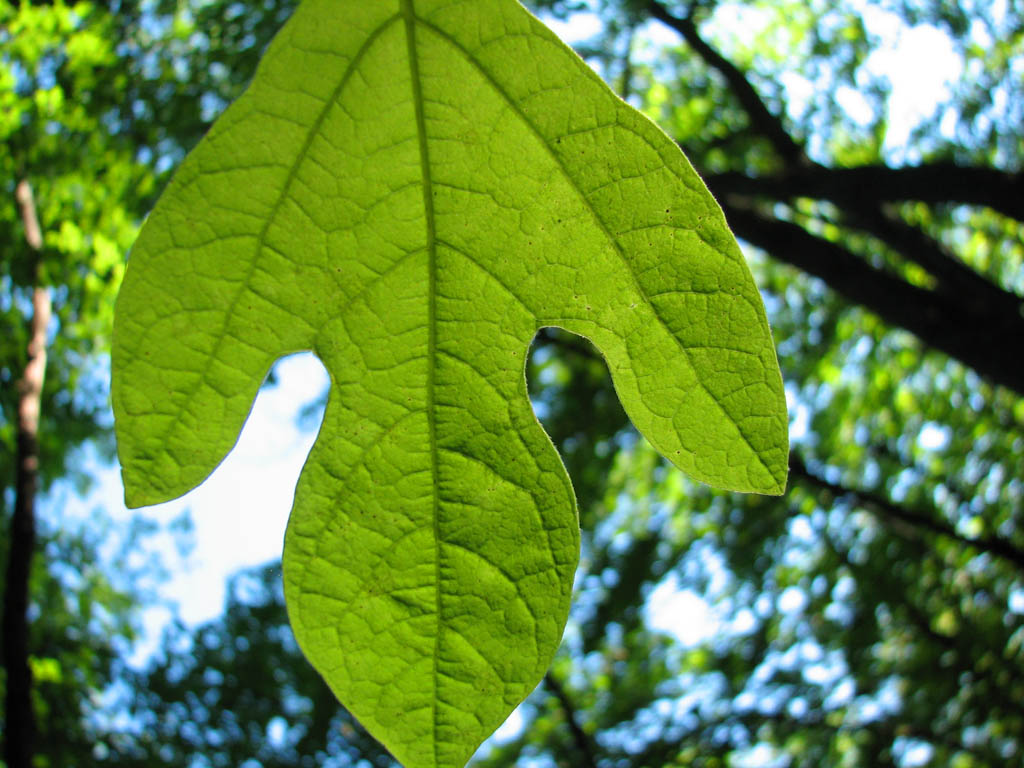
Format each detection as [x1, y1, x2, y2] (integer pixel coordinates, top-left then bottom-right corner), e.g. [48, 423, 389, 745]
[111, 0, 787, 765]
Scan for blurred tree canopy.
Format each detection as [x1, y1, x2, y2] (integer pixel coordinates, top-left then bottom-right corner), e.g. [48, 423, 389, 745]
[3, 0, 1023, 766]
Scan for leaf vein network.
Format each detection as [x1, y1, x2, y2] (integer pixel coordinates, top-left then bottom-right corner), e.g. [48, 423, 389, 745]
[415, 16, 775, 483]
[148, 13, 402, 450]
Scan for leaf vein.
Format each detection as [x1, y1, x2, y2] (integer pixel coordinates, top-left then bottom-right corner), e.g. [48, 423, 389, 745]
[416, 17, 775, 483]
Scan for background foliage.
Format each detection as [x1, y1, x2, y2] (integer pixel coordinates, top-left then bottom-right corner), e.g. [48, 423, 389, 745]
[2, 0, 1022, 766]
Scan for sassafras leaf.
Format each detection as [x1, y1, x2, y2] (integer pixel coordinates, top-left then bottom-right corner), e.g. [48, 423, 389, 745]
[112, 1, 788, 766]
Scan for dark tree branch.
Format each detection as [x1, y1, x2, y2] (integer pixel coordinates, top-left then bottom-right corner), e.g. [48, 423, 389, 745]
[648, 0, 1024, 392]
[705, 163, 1024, 222]
[843, 207, 1015, 304]
[791, 453, 1024, 571]
[702, 166, 1024, 321]
[647, 1, 806, 166]
[705, 169, 1024, 337]
[721, 201, 1024, 394]
[544, 671, 599, 768]
[618, 25, 635, 102]
[3, 179, 50, 768]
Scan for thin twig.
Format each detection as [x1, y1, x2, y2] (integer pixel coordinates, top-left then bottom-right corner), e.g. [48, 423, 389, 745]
[544, 671, 599, 768]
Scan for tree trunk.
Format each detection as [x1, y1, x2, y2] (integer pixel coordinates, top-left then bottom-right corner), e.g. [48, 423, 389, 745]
[3, 179, 50, 768]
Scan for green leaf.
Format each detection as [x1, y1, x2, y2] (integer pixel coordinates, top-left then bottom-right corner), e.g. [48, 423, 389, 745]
[111, 0, 788, 765]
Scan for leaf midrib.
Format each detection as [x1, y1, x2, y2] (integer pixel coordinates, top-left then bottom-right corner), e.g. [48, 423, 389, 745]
[400, 1, 444, 765]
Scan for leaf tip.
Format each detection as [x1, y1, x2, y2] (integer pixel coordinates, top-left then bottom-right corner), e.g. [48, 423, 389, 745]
[766, 469, 789, 496]
[120, 470, 148, 510]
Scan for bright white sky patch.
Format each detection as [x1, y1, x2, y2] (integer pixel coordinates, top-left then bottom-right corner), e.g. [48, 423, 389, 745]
[897, 738, 936, 767]
[149, 352, 328, 624]
[639, 0, 965, 160]
[645, 572, 716, 646]
[917, 422, 951, 451]
[777, 586, 807, 615]
[731, 743, 789, 768]
[490, 705, 526, 744]
[860, 11, 964, 152]
[58, 352, 328, 641]
[542, 9, 603, 46]
[836, 85, 875, 126]
[1009, 588, 1024, 614]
